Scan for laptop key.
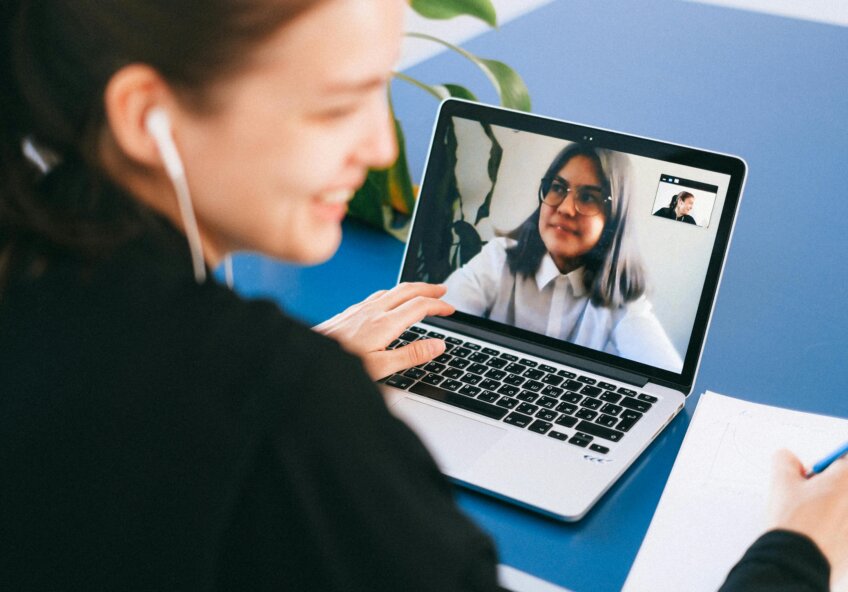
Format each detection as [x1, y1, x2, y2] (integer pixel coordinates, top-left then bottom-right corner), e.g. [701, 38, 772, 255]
[504, 374, 525, 386]
[441, 380, 463, 392]
[459, 373, 482, 385]
[448, 358, 471, 370]
[446, 336, 463, 345]
[523, 369, 545, 380]
[516, 391, 539, 403]
[463, 342, 482, 351]
[524, 380, 544, 392]
[556, 369, 576, 378]
[516, 402, 539, 415]
[452, 347, 472, 358]
[638, 393, 659, 404]
[467, 363, 488, 375]
[519, 358, 538, 368]
[467, 352, 489, 363]
[580, 385, 602, 397]
[485, 357, 508, 369]
[400, 331, 420, 342]
[499, 353, 519, 362]
[618, 410, 643, 432]
[409, 382, 508, 420]
[504, 363, 527, 375]
[548, 430, 568, 441]
[600, 390, 622, 403]
[536, 396, 558, 409]
[421, 373, 444, 385]
[503, 412, 533, 428]
[477, 390, 499, 403]
[568, 435, 591, 448]
[575, 409, 598, 420]
[597, 381, 617, 390]
[600, 403, 623, 416]
[562, 379, 582, 391]
[541, 374, 564, 386]
[442, 368, 463, 380]
[541, 385, 563, 397]
[385, 374, 415, 389]
[403, 368, 426, 379]
[539, 364, 557, 373]
[424, 362, 446, 373]
[620, 397, 651, 413]
[496, 384, 520, 397]
[535, 409, 557, 422]
[580, 398, 602, 410]
[496, 396, 519, 409]
[589, 444, 610, 454]
[434, 354, 452, 364]
[555, 402, 577, 415]
[482, 347, 500, 356]
[480, 378, 500, 391]
[409, 326, 427, 334]
[485, 369, 507, 380]
[560, 392, 582, 404]
[528, 420, 552, 434]
[618, 387, 637, 396]
[459, 385, 481, 397]
[575, 420, 624, 442]
[596, 414, 618, 428]
[555, 415, 578, 428]
[426, 331, 445, 339]
[577, 376, 597, 385]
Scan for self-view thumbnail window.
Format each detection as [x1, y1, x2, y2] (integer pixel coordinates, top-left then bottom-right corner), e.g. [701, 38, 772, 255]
[651, 175, 718, 228]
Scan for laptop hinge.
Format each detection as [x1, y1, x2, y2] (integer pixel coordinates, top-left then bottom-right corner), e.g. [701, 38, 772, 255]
[422, 316, 650, 388]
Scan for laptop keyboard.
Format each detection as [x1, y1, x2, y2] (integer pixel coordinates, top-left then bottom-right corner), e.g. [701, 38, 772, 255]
[382, 327, 659, 455]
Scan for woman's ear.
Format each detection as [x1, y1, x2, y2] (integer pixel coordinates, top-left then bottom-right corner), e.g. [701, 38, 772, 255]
[102, 64, 174, 170]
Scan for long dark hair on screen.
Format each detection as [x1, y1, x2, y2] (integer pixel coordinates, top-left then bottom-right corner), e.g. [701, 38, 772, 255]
[0, 0, 320, 289]
[505, 143, 646, 308]
[668, 190, 694, 210]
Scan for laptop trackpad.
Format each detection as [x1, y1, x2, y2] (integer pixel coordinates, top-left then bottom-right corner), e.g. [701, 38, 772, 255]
[391, 398, 507, 473]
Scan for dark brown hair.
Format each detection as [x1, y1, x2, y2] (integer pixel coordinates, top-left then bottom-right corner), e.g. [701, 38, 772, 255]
[505, 143, 646, 308]
[0, 0, 319, 278]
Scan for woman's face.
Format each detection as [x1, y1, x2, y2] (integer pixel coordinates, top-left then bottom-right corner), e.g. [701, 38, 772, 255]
[172, 0, 403, 265]
[538, 155, 607, 273]
[676, 196, 695, 217]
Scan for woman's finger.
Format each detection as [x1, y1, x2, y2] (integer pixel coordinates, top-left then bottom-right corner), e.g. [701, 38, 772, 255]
[365, 338, 446, 381]
[371, 282, 447, 311]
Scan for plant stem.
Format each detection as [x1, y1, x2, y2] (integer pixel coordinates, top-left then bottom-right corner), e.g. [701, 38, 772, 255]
[392, 71, 446, 101]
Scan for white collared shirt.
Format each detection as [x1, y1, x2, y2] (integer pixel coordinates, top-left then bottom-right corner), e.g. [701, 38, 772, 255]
[442, 237, 683, 372]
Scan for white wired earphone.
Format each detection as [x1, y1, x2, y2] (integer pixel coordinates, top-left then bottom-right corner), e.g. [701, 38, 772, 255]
[144, 107, 233, 287]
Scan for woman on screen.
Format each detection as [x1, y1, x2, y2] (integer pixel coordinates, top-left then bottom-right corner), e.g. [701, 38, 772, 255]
[443, 143, 683, 371]
[654, 190, 697, 224]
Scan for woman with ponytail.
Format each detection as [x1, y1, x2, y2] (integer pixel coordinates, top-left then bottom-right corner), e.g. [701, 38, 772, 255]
[1, 2, 846, 591]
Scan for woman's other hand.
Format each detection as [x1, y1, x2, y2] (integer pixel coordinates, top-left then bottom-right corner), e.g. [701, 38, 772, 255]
[314, 282, 455, 380]
[768, 448, 848, 586]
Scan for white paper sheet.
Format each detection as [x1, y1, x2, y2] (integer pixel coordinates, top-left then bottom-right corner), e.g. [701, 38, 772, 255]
[623, 391, 848, 592]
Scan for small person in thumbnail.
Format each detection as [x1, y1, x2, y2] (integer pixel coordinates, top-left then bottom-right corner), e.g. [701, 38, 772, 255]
[654, 191, 696, 224]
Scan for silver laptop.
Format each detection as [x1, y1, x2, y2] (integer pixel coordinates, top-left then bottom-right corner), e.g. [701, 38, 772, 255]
[380, 99, 746, 521]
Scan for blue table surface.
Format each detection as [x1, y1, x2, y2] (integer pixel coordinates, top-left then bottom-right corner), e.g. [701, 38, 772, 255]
[228, 1, 848, 590]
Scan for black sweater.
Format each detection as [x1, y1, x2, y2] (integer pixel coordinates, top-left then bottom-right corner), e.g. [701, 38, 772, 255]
[0, 218, 830, 591]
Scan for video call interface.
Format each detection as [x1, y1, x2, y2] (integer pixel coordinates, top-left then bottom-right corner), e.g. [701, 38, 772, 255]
[406, 116, 733, 375]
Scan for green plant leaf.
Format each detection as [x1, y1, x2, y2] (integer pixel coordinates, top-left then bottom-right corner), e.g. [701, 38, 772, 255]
[409, 0, 497, 27]
[439, 83, 478, 102]
[405, 33, 531, 111]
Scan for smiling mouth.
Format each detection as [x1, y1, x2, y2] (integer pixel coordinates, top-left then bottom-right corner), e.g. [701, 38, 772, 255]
[316, 189, 356, 205]
[550, 223, 579, 236]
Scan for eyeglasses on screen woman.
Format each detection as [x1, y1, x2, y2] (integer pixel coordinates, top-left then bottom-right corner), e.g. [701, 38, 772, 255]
[538, 176, 611, 217]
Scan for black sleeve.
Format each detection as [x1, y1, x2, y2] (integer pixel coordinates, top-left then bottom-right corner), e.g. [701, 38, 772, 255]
[217, 328, 503, 592]
[718, 529, 830, 592]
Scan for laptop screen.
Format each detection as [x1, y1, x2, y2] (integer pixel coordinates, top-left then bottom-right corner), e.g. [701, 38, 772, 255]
[401, 100, 745, 392]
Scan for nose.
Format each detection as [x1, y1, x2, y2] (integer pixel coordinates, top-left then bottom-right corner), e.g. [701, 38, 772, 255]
[358, 97, 398, 170]
[555, 192, 577, 216]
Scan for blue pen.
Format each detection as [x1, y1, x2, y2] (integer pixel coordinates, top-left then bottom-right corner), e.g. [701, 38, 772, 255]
[805, 440, 848, 478]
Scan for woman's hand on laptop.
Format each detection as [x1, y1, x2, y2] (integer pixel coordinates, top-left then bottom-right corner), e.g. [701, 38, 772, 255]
[314, 282, 455, 380]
